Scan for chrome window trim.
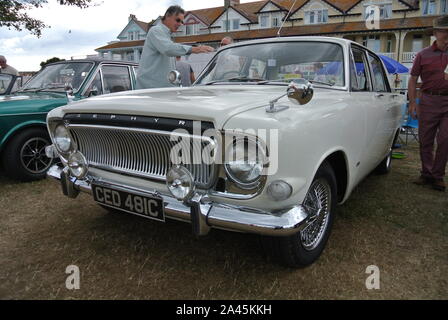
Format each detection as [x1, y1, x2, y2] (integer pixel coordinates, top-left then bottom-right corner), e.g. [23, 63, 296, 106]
[195, 40, 349, 91]
[99, 64, 133, 94]
[350, 44, 373, 92]
[81, 67, 103, 97]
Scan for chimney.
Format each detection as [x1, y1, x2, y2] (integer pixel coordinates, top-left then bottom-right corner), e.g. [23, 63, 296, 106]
[224, 0, 240, 8]
[129, 14, 136, 22]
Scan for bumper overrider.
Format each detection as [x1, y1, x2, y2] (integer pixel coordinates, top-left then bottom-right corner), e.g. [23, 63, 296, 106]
[47, 163, 310, 237]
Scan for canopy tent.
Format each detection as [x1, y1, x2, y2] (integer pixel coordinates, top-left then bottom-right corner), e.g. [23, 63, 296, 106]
[317, 55, 409, 76]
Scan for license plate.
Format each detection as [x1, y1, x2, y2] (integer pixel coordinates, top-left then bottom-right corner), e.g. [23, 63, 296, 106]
[92, 184, 165, 222]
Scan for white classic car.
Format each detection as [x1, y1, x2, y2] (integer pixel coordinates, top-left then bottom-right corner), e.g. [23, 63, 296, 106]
[46, 37, 404, 267]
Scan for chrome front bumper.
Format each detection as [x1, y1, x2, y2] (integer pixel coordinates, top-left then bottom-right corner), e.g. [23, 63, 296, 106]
[47, 165, 309, 237]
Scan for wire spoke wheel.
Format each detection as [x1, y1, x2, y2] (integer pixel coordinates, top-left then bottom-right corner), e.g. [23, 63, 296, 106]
[300, 178, 332, 251]
[19, 137, 52, 174]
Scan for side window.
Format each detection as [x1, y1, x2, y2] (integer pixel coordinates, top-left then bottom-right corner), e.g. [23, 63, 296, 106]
[0, 74, 11, 94]
[102, 65, 132, 94]
[11, 76, 22, 93]
[85, 72, 103, 97]
[351, 48, 370, 92]
[367, 53, 388, 92]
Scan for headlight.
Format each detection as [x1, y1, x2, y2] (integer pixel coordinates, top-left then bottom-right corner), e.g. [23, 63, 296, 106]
[68, 152, 88, 179]
[166, 165, 195, 202]
[225, 138, 266, 188]
[53, 124, 73, 153]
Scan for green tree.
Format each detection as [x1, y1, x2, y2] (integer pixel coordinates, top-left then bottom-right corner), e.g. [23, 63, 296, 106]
[0, 0, 96, 37]
[40, 57, 65, 68]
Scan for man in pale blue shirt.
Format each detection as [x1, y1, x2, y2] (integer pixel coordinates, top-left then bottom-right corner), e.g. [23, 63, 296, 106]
[136, 5, 214, 89]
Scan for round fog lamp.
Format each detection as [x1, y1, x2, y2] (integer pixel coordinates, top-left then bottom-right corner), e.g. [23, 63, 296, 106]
[267, 180, 293, 201]
[166, 166, 195, 201]
[68, 152, 88, 179]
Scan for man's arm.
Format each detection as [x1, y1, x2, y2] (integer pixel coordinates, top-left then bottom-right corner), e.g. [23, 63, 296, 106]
[408, 75, 419, 119]
[191, 46, 214, 54]
[149, 27, 214, 57]
[149, 27, 192, 57]
[408, 52, 423, 120]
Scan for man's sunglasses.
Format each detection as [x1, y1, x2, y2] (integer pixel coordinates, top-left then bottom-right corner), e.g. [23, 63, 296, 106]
[176, 18, 184, 24]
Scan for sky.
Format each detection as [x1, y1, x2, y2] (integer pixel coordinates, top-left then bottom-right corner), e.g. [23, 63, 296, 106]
[0, 0, 253, 71]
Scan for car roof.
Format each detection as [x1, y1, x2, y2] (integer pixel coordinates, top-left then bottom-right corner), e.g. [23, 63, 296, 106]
[46, 58, 138, 67]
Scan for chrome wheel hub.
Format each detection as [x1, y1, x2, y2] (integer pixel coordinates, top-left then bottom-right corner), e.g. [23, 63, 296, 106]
[300, 178, 331, 251]
[20, 137, 52, 174]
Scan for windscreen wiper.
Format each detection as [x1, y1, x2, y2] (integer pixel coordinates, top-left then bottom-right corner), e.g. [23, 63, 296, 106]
[308, 80, 335, 87]
[34, 86, 68, 92]
[18, 88, 41, 92]
[204, 77, 269, 85]
[227, 76, 269, 83]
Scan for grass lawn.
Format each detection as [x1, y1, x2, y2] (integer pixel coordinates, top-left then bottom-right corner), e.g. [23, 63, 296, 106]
[0, 143, 446, 299]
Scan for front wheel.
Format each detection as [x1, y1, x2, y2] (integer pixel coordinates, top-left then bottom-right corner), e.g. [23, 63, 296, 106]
[2, 128, 53, 182]
[375, 148, 392, 175]
[261, 161, 337, 268]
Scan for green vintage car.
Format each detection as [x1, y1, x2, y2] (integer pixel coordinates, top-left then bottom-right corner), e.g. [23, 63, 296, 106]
[0, 59, 138, 181]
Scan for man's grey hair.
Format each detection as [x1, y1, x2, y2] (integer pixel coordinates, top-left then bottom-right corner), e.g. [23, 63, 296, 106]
[162, 5, 185, 20]
[222, 36, 234, 43]
[0, 55, 6, 62]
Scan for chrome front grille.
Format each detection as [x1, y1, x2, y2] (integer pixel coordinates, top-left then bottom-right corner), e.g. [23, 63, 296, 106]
[69, 124, 216, 187]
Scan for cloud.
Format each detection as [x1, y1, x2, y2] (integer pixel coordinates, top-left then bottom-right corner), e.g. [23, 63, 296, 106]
[0, 0, 250, 71]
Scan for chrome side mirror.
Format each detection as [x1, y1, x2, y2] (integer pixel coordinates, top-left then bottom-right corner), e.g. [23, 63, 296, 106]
[287, 79, 313, 105]
[168, 70, 182, 87]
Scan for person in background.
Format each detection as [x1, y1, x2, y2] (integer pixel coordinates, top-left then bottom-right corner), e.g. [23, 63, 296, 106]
[136, 5, 214, 89]
[0, 55, 19, 76]
[394, 73, 402, 89]
[408, 15, 448, 192]
[220, 36, 234, 47]
[175, 56, 195, 87]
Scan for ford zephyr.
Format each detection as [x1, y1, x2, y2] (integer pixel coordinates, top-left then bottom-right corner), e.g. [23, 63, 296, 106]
[46, 37, 404, 267]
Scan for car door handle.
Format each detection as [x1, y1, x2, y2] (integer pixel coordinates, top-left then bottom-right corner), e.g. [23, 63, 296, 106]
[375, 93, 385, 98]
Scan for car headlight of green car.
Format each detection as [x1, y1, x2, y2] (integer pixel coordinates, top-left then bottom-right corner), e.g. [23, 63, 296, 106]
[53, 124, 75, 154]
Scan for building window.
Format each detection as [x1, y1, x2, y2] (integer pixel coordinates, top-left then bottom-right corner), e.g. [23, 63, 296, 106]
[412, 34, 423, 52]
[272, 17, 279, 27]
[260, 15, 269, 28]
[305, 9, 328, 25]
[365, 4, 392, 20]
[128, 32, 134, 40]
[422, 0, 437, 15]
[380, 4, 392, 19]
[232, 19, 240, 30]
[363, 35, 381, 52]
[386, 35, 393, 52]
[442, 0, 448, 14]
[223, 20, 230, 31]
[186, 24, 194, 35]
